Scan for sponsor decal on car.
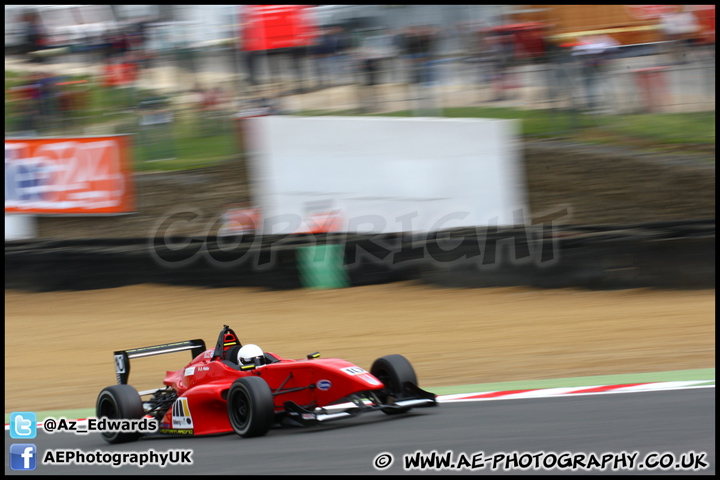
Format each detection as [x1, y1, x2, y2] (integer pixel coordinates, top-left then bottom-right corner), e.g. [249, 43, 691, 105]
[317, 379, 332, 391]
[159, 428, 194, 435]
[114, 355, 125, 374]
[184, 367, 195, 377]
[341, 367, 368, 376]
[171, 398, 193, 429]
[360, 374, 382, 386]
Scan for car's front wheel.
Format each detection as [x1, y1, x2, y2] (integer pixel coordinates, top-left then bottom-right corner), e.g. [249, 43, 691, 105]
[227, 376, 275, 438]
[96, 384, 144, 444]
[370, 354, 419, 414]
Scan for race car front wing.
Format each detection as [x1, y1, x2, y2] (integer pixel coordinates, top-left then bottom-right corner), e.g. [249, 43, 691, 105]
[283, 382, 437, 426]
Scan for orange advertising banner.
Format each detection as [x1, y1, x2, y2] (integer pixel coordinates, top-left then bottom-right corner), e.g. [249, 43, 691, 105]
[5, 135, 136, 215]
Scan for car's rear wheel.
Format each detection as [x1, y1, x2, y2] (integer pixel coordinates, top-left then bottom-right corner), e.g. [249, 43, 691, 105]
[227, 376, 275, 437]
[96, 384, 144, 443]
[370, 354, 418, 415]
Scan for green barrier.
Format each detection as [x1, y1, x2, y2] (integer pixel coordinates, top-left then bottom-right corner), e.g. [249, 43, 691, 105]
[296, 244, 349, 289]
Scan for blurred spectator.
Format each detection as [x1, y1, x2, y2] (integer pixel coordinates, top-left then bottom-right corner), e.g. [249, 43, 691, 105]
[287, 47, 308, 92]
[36, 73, 60, 130]
[572, 34, 619, 112]
[102, 27, 129, 63]
[660, 8, 700, 65]
[360, 28, 397, 81]
[485, 27, 514, 100]
[115, 29, 131, 60]
[198, 86, 228, 136]
[256, 96, 282, 115]
[244, 50, 260, 86]
[535, 22, 557, 64]
[7, 74, 40, 135]
[539, 25, 570, 106]
[73, 20, 91, 53]
[354, 30, 381, 111]
[130, 21, 153, 71]
[514, 22, 549, 64]
[456, 22, 476, 58]
[184, 83, 204, 128]
[496, 25, 517, 67]
[394, 27, 410, 81]
[334, 27, 353, 85]
[22, 11, 47, 63]
[312, 26, 345, 88]
[401, 25, 436, 86]
[473, 22, 494, 85]
[424, 26, 441, 85]
[9, 72, 60, 132]
[391, 28, 409, 82]
[56, 78, 89, 130]
[398, 26, 417, 83]
[201, 87, 223, 112]
[424, 25, 443, 85]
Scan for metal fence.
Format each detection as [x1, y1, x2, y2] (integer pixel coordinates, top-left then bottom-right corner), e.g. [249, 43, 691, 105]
[5, 41, 715, 167]
[271, 45, 716, 115]
[5, 66, 239, 167]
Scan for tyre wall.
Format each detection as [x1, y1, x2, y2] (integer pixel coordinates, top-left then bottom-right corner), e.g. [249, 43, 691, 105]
[5, 221, 714, 292]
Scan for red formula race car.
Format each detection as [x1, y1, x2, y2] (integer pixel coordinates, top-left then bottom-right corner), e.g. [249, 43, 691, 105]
[97, 325, 437, 443]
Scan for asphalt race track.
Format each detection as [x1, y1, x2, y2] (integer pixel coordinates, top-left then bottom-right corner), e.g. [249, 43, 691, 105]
[5, 388, 714, 475]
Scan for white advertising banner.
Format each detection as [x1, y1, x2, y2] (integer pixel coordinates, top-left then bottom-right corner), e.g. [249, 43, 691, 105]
[247, 116, 526, 234]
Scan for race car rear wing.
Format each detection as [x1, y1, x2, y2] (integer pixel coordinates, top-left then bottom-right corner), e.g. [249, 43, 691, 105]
[114, 339, 206, 385]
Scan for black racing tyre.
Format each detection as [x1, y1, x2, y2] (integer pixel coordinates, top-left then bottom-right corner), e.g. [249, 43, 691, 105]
[370, 354, 418, 415]
[227, 376, 275, 438]
[96, 384, 144, 444]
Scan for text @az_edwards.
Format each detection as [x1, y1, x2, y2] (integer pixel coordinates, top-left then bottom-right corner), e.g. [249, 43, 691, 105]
[42, 417, 158, 435]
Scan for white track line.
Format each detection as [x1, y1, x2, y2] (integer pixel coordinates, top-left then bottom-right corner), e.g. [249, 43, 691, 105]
[6, 381, 715, 430]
